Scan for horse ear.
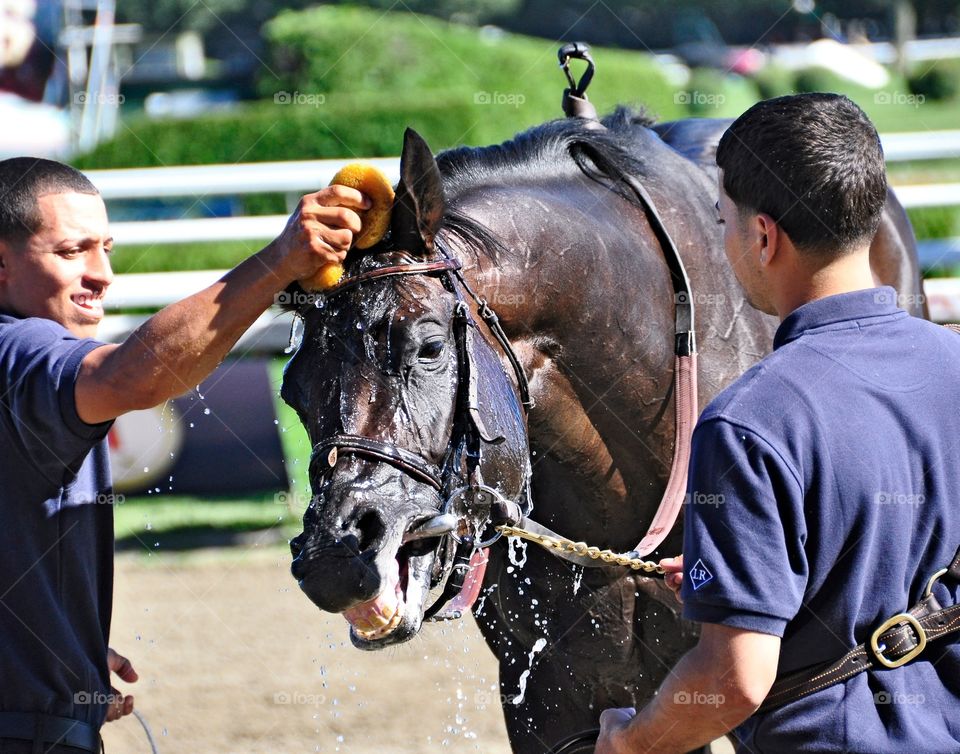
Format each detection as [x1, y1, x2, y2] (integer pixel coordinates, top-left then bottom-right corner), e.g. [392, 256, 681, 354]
[391, 128, 445, 255]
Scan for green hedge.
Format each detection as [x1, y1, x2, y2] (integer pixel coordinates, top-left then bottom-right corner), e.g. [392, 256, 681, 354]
[77, 7, 683, 170]
[908, 59, 960, 102]
[683, 68, 760, 117]
[76, 96, 494, 168]
[259, 5, 681, 127]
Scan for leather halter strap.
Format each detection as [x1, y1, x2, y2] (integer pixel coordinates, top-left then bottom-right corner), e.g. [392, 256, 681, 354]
[572, 143, 699, 558]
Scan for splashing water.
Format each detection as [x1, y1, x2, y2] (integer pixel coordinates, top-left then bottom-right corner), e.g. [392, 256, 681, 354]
[511, 638, 547, 706]
[285, 314, 305, 353]
[507, 537, 528, 568]
[572, 566, 584, 595]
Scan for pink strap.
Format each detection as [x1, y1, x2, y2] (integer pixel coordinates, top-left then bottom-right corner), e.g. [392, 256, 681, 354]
[635, 353, 698, 556]
[444, 548, 489, 615]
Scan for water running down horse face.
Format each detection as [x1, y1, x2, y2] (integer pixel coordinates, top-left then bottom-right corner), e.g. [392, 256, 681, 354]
[284, 130, 529, 649]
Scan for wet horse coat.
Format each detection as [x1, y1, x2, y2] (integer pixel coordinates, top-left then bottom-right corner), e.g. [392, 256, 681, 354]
[284, 110, 924, 752]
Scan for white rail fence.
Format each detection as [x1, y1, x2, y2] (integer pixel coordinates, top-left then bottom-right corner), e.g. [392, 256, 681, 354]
[92, 131, 960, 346]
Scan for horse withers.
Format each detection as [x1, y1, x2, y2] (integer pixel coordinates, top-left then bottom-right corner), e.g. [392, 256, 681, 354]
[282, 110, 924, 752]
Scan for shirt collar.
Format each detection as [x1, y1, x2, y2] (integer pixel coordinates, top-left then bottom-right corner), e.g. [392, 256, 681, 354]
[773, 286, 904, 350]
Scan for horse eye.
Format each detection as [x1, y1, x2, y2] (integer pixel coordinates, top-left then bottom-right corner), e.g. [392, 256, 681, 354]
[417, 338, 445, 361]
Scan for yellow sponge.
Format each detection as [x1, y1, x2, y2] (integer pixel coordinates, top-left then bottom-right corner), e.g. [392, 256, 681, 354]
[300, 163, 395, 291]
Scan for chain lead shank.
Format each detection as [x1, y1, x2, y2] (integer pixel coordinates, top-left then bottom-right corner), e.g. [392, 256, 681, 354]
[495, 524, 666, 575]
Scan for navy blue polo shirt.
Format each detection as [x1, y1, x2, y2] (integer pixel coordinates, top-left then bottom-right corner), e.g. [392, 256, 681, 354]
[681, 287, 960, 753]
[0, 312, 114, 727]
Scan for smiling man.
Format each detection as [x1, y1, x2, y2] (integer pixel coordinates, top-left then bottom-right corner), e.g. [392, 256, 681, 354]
[0, 157, 367, 752]
[597, 94, 960, 753]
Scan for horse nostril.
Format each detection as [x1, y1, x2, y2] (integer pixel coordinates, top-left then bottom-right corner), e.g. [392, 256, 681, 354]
[355, 510, 386, 553]
[290, 532, 306, 557]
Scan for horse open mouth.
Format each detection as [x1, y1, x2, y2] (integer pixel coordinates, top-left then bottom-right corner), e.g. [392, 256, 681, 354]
[343, 542, 437, 649]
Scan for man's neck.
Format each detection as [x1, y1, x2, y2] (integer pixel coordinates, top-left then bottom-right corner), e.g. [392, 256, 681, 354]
[776, 247, 875, 320]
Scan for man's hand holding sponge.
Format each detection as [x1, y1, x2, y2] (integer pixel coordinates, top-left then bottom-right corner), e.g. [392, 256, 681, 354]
[298, 163, 396, 292]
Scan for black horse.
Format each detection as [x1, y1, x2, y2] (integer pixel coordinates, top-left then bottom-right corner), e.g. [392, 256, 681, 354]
[283, 108, 923, 752]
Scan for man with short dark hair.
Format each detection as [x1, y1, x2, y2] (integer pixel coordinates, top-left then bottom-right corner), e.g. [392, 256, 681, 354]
[597, 93, 960, 752]
[0, 156, 368, 752]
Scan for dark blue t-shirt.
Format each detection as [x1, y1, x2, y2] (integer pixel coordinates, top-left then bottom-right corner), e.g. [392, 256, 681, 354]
[681, 288, 960, 753]
[0, 312, 114, 727]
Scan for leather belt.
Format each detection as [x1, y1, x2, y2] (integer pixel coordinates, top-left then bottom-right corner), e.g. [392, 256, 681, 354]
[0, 712, 101, 752]
[759, 544, 960, 714]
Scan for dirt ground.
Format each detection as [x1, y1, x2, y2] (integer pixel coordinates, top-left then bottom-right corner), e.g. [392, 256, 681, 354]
[102, 542, 734, 754]
[102, 544, 513, 754]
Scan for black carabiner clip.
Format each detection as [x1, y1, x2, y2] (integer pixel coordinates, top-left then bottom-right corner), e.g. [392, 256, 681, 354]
[558, 41, 595, 98]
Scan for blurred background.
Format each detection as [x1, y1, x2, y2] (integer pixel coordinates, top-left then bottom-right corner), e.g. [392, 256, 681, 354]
[4, 2, 960, 750]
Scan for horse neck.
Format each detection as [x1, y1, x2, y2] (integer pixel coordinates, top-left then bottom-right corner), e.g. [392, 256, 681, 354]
[448, 178, 676, 376]
[445, 180, 680, 546]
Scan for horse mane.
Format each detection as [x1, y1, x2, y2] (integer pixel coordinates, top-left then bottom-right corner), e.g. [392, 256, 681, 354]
[437, 106, 657, 262]
[279, 107, 659, 312]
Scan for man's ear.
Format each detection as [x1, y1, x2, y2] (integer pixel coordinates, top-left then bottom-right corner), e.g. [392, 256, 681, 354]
[755, 213, 779, 267]
[0, 241, 9, 284]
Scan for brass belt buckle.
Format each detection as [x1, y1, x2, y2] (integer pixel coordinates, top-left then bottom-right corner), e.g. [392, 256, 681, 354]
[870, 612, 927, 669]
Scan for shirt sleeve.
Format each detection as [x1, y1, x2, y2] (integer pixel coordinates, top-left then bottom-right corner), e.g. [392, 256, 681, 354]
[680, 417, 808, 637]
[0, 318, 113, 484]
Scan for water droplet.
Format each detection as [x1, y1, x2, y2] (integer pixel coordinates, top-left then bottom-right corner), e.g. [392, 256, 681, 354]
[286, 314, 305, 353]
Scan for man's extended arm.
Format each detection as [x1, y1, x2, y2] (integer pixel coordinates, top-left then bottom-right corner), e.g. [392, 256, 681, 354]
[596, 623, 779, 754]
[76, 186, 366, 424]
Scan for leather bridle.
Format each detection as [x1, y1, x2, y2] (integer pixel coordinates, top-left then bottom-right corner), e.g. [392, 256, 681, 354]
[305, 249, 533, 621]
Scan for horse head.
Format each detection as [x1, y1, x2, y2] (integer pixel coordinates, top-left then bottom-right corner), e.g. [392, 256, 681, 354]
[283, 129, 530, 649]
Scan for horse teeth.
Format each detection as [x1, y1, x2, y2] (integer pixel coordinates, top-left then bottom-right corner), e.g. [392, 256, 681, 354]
[355, 607, 404, 640]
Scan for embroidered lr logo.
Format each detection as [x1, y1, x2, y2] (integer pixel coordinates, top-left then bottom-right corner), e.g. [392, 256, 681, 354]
[689, 559, 714, 591]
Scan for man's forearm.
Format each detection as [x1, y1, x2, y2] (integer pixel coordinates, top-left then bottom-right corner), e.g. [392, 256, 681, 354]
[79, 244, 294, 422]
[125, 245, 289, 396]
[616, 644, 758, 753]
[77, 185, 365, 424]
